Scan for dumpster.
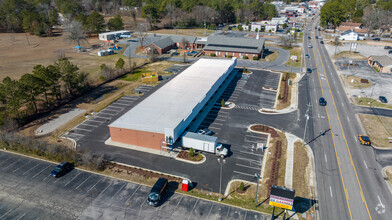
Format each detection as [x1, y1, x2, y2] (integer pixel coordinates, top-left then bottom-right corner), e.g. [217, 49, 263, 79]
[182, 179, 189, 191]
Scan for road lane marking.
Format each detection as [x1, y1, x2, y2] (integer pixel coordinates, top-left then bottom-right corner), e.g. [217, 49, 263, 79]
[377, 195, 384, 207]
[325, 154, 327, 163]
[316, 46, 372, 219]
[347, 116, 350, 122]
[364, 160, 368, 169]
[330, 186, 333, 197]
[354, 136, 358, 142]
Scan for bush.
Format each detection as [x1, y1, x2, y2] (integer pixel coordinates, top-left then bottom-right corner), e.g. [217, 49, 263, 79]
[278, 94, 282, 100]
[242, 55, 248, 59]
[239, 182, 245, 191]
[189, 147, 195, 157]
[253, 56, 258, 60]
[228, 55, 233, 58]
[210, 53, 216, 57]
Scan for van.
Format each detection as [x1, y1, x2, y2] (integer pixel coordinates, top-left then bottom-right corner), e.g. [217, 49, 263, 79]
[148, 178, 168, 206]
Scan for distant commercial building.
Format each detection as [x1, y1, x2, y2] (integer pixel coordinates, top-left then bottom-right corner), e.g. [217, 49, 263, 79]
[203, 36, 265, 59]
[339, 29, 359, 41]
[108, 58, 237, 150]
[144, 35, 206, 55]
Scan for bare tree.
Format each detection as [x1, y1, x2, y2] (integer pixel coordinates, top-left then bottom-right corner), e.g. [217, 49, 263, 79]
[362, 6, 384, 36]
[181, 37, 188, 63]
[64, 20, 87, 46]
[192, 6, 217, 25]
[134, 23, 149, 47]
[278, 36, 292, 48]
[164, 4, 176, 27]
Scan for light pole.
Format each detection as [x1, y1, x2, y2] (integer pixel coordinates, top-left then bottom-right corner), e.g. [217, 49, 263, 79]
[217, 158, 226, 201]
[254, 173, 261, 208]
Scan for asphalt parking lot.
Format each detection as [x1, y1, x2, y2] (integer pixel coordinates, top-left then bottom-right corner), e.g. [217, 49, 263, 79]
[196, 69, 279, 182]
[0, 151, 268, 220]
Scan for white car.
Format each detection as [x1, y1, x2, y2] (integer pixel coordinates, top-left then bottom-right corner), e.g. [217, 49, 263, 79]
[308, 44, 313, 48]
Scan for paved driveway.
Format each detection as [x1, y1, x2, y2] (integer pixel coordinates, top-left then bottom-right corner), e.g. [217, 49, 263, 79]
[0, 151, 269, 220]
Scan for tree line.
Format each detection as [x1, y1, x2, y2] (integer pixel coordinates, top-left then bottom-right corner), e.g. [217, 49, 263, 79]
[320, 0, 392, 35]
[0, 0, 294, 36]
[0, 59, 89, 128]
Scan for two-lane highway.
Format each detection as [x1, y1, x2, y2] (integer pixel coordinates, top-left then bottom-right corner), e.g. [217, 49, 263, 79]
[305, 16, 392, 220]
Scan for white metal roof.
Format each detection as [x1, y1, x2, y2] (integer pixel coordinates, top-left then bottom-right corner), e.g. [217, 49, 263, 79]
[109, 58, 236, 133]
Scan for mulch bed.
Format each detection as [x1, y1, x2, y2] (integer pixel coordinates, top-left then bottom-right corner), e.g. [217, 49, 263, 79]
[107, 162, 182, 182]
[177, 150, 203, 161]
[250, 125, 278, 138]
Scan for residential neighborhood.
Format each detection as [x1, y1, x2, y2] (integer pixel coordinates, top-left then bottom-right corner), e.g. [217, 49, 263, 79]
[0, 0, 392, 220]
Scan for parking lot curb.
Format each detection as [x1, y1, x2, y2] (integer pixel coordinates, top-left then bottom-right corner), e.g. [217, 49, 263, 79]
[381, 167, 392, 195]
[175, 154, 206, 164]
[303, 142, 320, 220]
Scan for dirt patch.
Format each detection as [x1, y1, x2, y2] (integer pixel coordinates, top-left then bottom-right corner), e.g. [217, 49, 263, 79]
[177, 150, 203, 161]
[358, 114, 392, 148]
[332, 51, 367, 60]
[0, 31, 147, 83]
[262, 50, 279, 62]
[250, 125, 278, 137]
[345, 75, 372, 89]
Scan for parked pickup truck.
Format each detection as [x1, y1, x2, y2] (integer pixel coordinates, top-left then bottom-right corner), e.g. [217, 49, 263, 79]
[182, 132, 228, 158]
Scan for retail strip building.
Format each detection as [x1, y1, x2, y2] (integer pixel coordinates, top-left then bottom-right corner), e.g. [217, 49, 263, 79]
[108, 58, 237, 150]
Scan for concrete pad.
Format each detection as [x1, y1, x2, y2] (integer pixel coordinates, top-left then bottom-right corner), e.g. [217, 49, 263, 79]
[285, 133, 300, 188]
[35, 108, 86, 136]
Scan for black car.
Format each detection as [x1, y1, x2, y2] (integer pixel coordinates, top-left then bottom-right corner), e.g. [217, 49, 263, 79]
[379, 96, 388, 103]
[384, 46, 392, 49]
[320, 40, 324, 44]
[305, 54, 310, 58]
[148, 178, 168, 207]
[373, 38, 380, 41]
[51, 162, 73, 177]
[308, 36, 311, 40]
[315, 36, 318, 39]
[319, 97, 327, 106]
[307, 68, 312, 73]
[389, 50, 392, 54]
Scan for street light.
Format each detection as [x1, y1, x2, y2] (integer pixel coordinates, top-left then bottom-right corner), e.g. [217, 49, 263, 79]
[254, 173, 261, 208]
[217, 158, 226, 201]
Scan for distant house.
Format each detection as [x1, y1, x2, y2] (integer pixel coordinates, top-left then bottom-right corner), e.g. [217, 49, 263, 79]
[271, 17, 288, 25]
[368, 56, 392, 73]
[339, 29, 359, 41]
[145, 37, 176, 55]
[265, 24, 278, 33]
[241, 24, 249, 31]
[98, 30, 131, 41]
[203, 36, 265, 59]
[250, 23, 263, 32]
[337, 22, 368, 34]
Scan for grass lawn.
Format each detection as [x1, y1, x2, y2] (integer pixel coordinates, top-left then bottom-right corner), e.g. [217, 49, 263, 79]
[285, 47, 302, 68]
[345, 75, 372, 89]
[358, 114, 392, 148]
[263, 50, 279, 62]
[354, 97, 392, 109]
[332, 51, 367, 60]
[387, 167, 392, 185]
[120, 61, 179, 82]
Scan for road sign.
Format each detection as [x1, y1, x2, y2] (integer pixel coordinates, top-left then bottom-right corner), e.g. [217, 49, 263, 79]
[269, 185, 295, 210]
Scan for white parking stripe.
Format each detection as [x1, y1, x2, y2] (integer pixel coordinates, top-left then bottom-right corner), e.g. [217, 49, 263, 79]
[208, 126, 221, 130]
[125, 185, 141, 205]
[93, 115, 111, 120]
[101, 109, 118, 113]
[236, 157, 262, 165]
[236, 163, 261, 170]
[88, 179, 102, 192]
[76, 174, 92, 189]
[112, 102, 131, 106]
[239, 150, 263, 157]
[233, 170, 255, 177]
[22, 163, 40, 175]
[65, 173, 82, 186]
[187, 199, 199, 220]
[86, 119, 104, 123]
[121, 96, 138, 100]
[80, 123, 98, 128]
[33, 164, 52, 178]
[106, 106, 123, 110]
[68, 133, 85, 137]
[74, 127, 91, 132]
[111, 183, 127, 200]
[3, 159, 20, 170]
[96, 112, 113, 116]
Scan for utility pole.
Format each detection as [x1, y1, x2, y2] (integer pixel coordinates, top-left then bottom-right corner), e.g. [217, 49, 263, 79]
[302, 102, 312, 146]
[217, 158, 226, 201]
